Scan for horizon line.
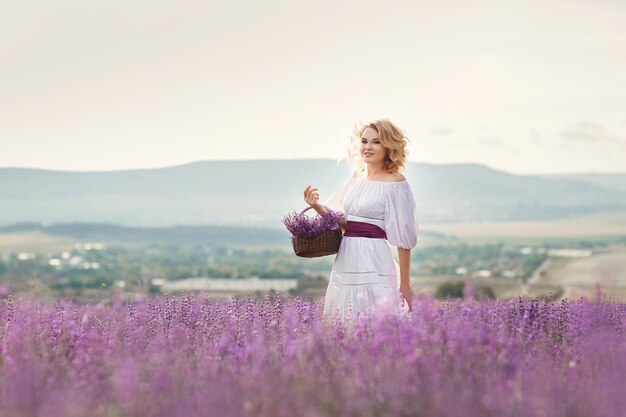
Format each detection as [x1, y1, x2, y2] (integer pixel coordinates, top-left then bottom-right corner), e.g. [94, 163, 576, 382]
[1, 158, 626, 176]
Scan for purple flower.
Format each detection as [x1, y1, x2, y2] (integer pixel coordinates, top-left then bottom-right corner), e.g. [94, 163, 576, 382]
[282, 209, 344, 239]
[0, 293, 623, 416]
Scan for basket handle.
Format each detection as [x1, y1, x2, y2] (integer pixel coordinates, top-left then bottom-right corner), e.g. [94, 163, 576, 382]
[297, 204, 336, 218]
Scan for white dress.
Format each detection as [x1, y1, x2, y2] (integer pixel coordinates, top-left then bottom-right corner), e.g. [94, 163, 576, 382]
[322, 177, 419, 319]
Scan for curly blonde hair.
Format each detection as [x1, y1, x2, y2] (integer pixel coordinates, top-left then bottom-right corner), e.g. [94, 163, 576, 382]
[343, 119, 410, 178]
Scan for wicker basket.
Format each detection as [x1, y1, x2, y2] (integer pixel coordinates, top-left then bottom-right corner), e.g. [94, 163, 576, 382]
[291, 206, 343, 258]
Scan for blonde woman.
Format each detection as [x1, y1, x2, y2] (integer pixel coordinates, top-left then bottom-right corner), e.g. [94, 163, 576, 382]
[303, 119, 418, 319]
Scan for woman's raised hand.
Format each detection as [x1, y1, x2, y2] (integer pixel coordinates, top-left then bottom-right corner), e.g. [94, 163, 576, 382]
[303, 185, 320, 208]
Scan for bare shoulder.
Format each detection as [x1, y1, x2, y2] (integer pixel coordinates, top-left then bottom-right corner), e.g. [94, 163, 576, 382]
[384, 172, 406, 182]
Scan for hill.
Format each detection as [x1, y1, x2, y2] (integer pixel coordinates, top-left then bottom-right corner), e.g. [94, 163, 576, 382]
[1, 160, 625, 227]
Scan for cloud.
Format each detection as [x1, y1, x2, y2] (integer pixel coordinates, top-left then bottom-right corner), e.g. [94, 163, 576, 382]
[426, 126, 453, 137]
[529, 128, 543, 145]
[559, 121, 625, 145]
[476, 135, 504, 146]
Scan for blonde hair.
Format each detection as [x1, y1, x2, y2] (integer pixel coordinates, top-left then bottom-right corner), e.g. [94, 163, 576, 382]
[342, 119, 410, 178]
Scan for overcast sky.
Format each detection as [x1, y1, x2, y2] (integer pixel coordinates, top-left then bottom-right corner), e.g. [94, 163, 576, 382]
[1, 0, 625, 175]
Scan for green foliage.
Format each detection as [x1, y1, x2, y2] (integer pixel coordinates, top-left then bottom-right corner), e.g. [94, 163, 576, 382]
[0, 237, 608, 298]
[435, 281, 465, 299]
[521, 253, 549, 281]
[435, 280, 495, 300]
[50, 270, 115, 289]
[476, 285, 496, 299]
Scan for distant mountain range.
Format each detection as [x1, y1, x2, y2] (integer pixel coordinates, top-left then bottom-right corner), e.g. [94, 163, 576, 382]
[539, 173, 626, 192]
[1, 160, 625, 227]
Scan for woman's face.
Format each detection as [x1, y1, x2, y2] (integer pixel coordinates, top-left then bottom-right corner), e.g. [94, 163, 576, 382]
[360, 127, 386, 165]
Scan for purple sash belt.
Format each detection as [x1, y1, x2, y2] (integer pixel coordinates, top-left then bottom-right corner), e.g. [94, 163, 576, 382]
[343, 221, 387, 239]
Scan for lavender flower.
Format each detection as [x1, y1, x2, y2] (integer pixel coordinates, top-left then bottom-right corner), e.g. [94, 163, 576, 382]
[0, 293, 623, 416]
[282, 208, 344, 239]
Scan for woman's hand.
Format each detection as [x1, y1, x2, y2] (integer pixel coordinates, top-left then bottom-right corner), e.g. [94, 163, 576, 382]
[303, 185, 321, 208]
[400, 283, 415, 312]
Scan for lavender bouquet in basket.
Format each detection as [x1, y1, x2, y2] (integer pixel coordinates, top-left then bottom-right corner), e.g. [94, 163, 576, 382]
[282, 206, 344, 257]
[282, 206, 344, 239]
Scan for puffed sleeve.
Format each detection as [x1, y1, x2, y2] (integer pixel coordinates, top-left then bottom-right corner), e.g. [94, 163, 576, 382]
[384, 181, 418, 249]
[323, 178, 353, 216]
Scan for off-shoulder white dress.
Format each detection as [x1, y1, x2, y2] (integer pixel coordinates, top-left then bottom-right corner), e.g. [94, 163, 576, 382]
[322, 177, 419, 319]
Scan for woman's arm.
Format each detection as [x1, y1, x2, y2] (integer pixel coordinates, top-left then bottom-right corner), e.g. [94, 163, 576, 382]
[304, 185, 347, 232]
[397, 247, 411, 286]
[397, 247, 414, 311]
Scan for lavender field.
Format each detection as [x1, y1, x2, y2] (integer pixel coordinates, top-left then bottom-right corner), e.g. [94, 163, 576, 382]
[0, 291, 624, 417]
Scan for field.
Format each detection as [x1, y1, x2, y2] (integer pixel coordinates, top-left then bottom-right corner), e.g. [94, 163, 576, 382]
[421, 210, 626, 242]
[1, 216, 625, 415]
[536, 246, 626, 301]
[0, 294, 623, 417]
[0, 232, 75, 254]
[3, 211, 626, 251]
[417, 212, 626, 301]
[2, 212, 626, 302]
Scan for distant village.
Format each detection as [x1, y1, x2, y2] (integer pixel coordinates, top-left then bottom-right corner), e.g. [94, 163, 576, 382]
[0, 238, 608, 302]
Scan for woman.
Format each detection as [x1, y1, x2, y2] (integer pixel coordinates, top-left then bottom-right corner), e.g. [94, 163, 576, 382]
[303, 119, 418, 319]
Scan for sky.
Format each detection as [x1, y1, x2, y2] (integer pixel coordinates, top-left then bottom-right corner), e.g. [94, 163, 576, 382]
[1, 0, 625, 175]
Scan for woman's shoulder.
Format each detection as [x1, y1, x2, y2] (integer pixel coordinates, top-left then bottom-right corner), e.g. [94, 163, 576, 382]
[360, 172, 406, 183]
[388, 172, 406, 182]
[383, 173, 414, 200]
[377, 172, 406, 182]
